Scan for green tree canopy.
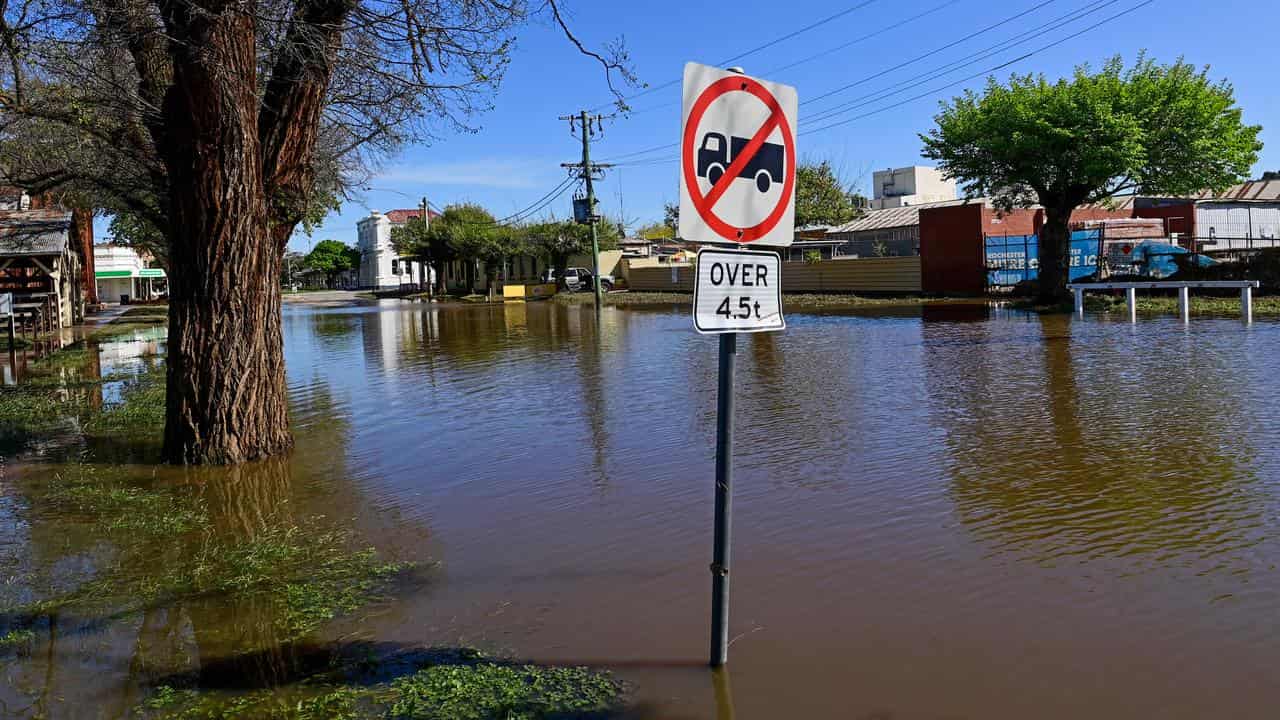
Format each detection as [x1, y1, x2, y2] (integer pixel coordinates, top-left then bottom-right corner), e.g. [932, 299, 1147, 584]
[795, 161, 864, 228]
[303, 240, 360, 283]
[523, 219, 620, 276]
[921, 55, 1261, 303]
[636, 221, 672, 240]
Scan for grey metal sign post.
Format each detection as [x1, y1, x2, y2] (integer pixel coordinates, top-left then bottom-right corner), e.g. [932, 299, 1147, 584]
[680, 61, 796, 668]
[693, 248, 785, 666]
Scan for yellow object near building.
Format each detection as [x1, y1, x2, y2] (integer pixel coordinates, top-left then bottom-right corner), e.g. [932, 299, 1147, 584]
[502, 283, 558, 301]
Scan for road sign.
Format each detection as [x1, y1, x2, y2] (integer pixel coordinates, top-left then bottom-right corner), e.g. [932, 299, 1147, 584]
[693, 248, 784, 334]
[679, 62, 797, 248]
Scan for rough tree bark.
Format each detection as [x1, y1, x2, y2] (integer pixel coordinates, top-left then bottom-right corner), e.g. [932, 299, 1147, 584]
[156, 0, 349, 464]
[159, 4, 290, 464]
[1037, 205, 1073, 306]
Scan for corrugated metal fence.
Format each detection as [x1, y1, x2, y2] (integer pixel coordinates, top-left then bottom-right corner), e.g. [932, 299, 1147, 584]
[627, 256, 921, 293]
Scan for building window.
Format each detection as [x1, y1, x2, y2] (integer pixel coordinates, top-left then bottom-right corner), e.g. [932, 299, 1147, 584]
[392, 259, 399, 275]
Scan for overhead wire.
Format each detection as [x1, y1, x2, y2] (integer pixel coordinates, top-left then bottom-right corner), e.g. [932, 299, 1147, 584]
[424, 175, 579, 227]
[587, 0, 884, 112]
[802, 0, 1157, 135]
[610, 0, 1157, 165]
[804, 0, 1123, 126]
[599, 0, 1063, 164]
[603, 0, 1123, 166]
[621, 0, 963, 117]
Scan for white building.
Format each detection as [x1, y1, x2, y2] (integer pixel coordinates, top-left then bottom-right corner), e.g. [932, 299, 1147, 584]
[869, 166, 957, 209]
[94, 244, 166, 304]
[357, 208, 438, 290]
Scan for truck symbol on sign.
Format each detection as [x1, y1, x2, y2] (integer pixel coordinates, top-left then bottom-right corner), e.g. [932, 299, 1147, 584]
[697, 132, 784, 193]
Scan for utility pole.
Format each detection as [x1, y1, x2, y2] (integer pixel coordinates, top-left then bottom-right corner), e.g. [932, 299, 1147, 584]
[420, 196, 431, 297]
[560, 111, 614, 310]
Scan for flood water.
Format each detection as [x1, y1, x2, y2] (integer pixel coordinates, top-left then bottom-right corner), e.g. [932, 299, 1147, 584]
[5, 299, 1280, 718]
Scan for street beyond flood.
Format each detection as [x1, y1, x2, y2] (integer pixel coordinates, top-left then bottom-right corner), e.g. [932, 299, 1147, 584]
[5, 299, 1278, 718]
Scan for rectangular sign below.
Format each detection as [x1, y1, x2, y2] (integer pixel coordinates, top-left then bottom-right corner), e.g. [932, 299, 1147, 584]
[0, 293, 11, 317]
[693, 248, 784, 334]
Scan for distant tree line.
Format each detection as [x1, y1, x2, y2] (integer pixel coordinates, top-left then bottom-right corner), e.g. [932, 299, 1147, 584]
[391, 204, 620, 295]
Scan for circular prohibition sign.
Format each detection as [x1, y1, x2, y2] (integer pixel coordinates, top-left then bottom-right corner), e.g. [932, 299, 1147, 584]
[682, 75, 796, 243]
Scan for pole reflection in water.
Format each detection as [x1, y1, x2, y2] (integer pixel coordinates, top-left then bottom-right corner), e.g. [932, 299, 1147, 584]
[711, 666, 734, 720]
[6, 300, 1280, 718]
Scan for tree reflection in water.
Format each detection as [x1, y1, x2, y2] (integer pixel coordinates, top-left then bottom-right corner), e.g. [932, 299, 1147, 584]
[927, 314, 1267, 571]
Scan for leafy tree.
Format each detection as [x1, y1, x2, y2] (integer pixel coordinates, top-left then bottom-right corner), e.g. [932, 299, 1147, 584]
[280, 251, 306, 288]
[524, 219, 620, 280]
[663, 203, 680, 238]
[795, 161, 863, 228]
[109, 211, 169, 268]
[922, 55, 1261, 304]
[391, 215, 455, 296]
[421, 204, 517, 294]
[303, 240, 360, 286]
[636, 221, 672, 240]
[0, 0, 631, 463]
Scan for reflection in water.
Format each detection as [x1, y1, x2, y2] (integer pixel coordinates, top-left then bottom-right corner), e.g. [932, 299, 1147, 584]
[929, 315, 1267, 570]
[6, 301, 1280, 718]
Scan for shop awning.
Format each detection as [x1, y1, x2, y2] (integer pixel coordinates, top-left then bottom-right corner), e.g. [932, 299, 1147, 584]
[95, 268, 167, 279]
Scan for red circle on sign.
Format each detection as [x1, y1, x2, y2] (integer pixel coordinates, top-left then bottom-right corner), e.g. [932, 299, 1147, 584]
[1122, 244, 1133, 254]
[682, 76, 795, 243]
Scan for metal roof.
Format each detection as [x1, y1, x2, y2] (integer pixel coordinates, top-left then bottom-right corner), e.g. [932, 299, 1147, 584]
[826, 198, 981, 235]
[1193, 180, 1280, 202]
[0, 209, 71, 256]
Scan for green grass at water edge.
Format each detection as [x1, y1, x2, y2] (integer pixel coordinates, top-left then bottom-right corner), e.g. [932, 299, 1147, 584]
[4, 303, 624, 718]
[551, 290, 933, 309]
[1084, 293, 1280, 316]
[140, 656, 623, 720]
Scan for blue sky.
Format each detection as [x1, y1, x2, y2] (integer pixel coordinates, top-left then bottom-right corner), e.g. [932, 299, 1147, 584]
[122, 0, 1280, 251]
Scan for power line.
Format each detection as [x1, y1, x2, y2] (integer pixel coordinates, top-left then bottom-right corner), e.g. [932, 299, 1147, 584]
[588, 0, 884, 113]
[805, 0, 1122, 126]
[602, 0, 1111, 166]
[802, 0, 1157, 136]
[424, 176, 578, 228]
[803, 0, 1059, 107]
[621, 0, 962, 118]
[599, 0, 1061, 164]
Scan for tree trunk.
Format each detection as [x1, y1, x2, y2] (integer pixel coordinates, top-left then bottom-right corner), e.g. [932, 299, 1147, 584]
[159, 6, 291, 464]
[1037, 206, 1073, 306]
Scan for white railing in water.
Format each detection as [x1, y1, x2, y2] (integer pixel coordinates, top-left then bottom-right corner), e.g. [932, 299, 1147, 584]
[1066, 280, 1261, 323]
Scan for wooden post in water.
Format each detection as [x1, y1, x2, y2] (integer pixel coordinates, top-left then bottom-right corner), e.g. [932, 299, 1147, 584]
[1126, 287, 1137, 323]
[1178, 286, 1190, 323]
[1242, 286, 1253, 324]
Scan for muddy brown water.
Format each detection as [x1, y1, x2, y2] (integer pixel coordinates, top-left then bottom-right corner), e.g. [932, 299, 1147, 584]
[4, 300, 1280, 718]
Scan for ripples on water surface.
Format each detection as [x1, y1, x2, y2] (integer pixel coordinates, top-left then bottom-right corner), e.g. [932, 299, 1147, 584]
[279, 300, 1280, 719]
[6, 299, 1280, 718]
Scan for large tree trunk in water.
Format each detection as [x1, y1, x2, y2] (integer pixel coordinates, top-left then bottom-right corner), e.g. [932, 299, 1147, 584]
[159, 5, 291, 464]
[1037, 206, 1073, 306]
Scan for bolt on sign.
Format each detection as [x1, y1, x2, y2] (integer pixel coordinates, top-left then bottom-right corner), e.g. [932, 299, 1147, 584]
[678, 62, 798, 247]
[694, 247, 784, 334]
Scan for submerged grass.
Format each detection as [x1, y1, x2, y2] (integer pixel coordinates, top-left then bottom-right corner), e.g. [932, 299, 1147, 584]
[140, 655, 623, 720]
[4, 307, 625, 718]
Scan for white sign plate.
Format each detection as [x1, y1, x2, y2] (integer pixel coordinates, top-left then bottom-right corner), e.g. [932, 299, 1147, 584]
[0, 293, 11, 317]
[693, 248, 784, 334]
[679, 62, 798, 248]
